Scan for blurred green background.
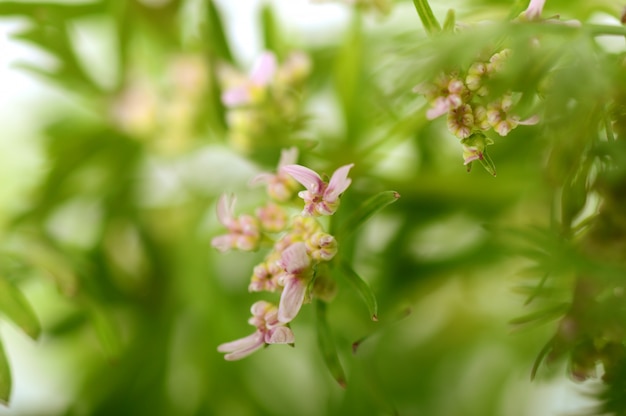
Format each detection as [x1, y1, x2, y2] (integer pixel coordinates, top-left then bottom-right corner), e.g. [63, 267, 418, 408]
[0, 0, 623, 415]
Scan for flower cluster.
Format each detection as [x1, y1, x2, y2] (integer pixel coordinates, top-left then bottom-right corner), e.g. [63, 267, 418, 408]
[218, 51, 312, 152]
[213, 148, 354, 360]
[414, 49, 538, 174]
[111, 55, 209, 154]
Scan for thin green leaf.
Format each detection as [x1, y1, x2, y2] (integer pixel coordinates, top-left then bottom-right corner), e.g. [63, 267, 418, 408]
[509, 303, 569, 327]
[478, 150, 497, 177]
[0, 277, 41, 340]
[0, 2, 102, 18]
[339, 261, 378, 321]
[443, 9, 455, 32]
[339, 190, 400, 239]
[524, 272, 551, 305]
[18, 239, 78, 297]
[261, 5, 284, 58]
[0, 338, 11, 405]
[531, 336, 555, 380]
[89, 305, 122, 362]
[412, 0, 441, 36]
[561, 155, 592, 235]
[334, 15, 365, 143]
[353, 306, 411, 354]
[205, 0, 233, 63]
[316, 300, 346, 388]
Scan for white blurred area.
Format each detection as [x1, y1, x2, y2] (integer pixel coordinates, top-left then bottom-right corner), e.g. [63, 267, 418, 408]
[0, 0, 602, 414]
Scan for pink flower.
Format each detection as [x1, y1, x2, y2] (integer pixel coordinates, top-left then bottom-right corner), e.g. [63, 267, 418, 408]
[249, 251, 282, 292]
[462, 144, 483, 165]
[447, 104, 474, 139]
[211, 194, 260, 252]
[217, 301, 294, 361]
[221, 52, 277, 107]
[249, 147, 300, 202]
[520, 0, 546, 20]
[255, 203, 288, 233]
[281, 163, 354, 216]
[413, 74, 466, 120]
[306, 232, 338, 261]
[487, 96, 539, 136]
[276, 242, 312, 323]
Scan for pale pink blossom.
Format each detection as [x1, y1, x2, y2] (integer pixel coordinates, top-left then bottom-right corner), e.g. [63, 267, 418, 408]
[211, 194, 260, 252]
[487, 96, 539, 136]
[249, 250, 282, 292]
[250, 147, 300, 201]
[462, 145, 483, 165]
[520, 0, 546, 20]
[281, 163, 353, 216]
[413, 74, 467, 120]
[217, 301, 294, 361]
[221, 52, 277, 107]
[276, 52, 312, 85]
[276, 242, 312, 323]
[447, 104, 474, 139]
[306, 232, 338, 261]
[256, 203, 288, 233]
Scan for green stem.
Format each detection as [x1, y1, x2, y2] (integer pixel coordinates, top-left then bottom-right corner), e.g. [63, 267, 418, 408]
[412, 0, 441, 36]
[586, 24, 626, 37]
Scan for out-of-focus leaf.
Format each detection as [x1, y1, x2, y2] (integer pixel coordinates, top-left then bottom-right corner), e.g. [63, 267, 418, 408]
[89, 305, 122, 362]
[205, 0, 233, 63]
[443, 9, 455, 32]
[561, 155, 593, 235]
[0, 338, 11, 405]
[21, 241, 79, 297]
[0, 278, 41, 340]
[0, 2, 103, 18]
[261, 5, 284, 58]
[339, 190, 400, 239]
[412, 0, 441, 36]
[334, 15, 365, 143]
[509, 303, 569, 327]
[11, 20, 100, 94]
[339, 261, 378, 321]
[530, 337, 555, 380]
[353, 306, 411, 354]
[316, 300, 346, 388]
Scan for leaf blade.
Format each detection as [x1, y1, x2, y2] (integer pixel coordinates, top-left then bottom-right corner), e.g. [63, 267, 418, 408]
[0, 338, 12, 405]
[316, 300, 346, 388]
[339, 190, 400, 239]
[339, 261, 378, 321]
[0, 277, 41, 340]
[412, 0, 441, 36]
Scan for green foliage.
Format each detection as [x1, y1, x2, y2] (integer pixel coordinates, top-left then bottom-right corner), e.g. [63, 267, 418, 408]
[1, 0, 626, 414]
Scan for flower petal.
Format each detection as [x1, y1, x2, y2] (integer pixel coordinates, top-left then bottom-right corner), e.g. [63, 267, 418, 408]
[279, 242, 310, 274]
[250, 51, 277, 86]
[248, 172, 274, 187]
[216, 194, 235, 226]
[278, 147, 299, 168]
[518, 115, 540, 125]
[266, 326, 295, 344]
[211, 235, 233, 252]
[324, 164, 353, 203]
[224, 340, 265, 361]
[221, 86, 252, 107]
[426, 97, 450, 120]
[278, 277, 307, 323]
[281, 164, 323, 194]
[523, 0, 545, 19]
[217, 331, 263, 354]
[250, 300, 272, 317]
